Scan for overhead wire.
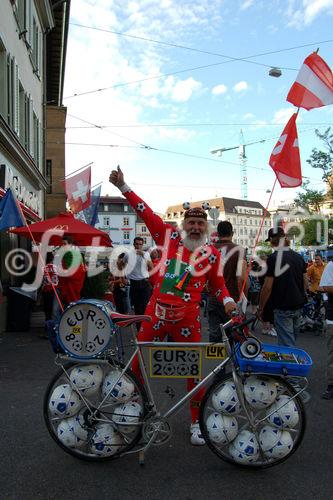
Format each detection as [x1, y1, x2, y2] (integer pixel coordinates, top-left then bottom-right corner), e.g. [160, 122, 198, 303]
[62, 122, 333, 129]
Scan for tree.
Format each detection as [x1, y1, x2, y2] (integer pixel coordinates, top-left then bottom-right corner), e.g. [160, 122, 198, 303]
[293, 180, 325, 213]
[307, 127, 333, 197]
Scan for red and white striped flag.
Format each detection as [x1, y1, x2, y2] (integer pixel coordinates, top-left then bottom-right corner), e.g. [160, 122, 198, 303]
[269, 113, 302, 188]
[62, 166, 91, 214]
[287, 52, 333, 110]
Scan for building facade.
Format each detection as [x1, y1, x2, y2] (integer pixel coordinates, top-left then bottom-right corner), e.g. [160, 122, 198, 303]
[95, 196, 137, 247]
[165, 196, 271, 250]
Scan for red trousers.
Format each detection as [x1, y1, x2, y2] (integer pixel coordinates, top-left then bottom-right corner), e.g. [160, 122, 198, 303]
[132, 299, 205, 422]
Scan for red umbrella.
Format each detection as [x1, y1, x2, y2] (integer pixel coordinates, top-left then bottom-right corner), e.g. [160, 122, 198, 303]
[11, 212, 112, 247]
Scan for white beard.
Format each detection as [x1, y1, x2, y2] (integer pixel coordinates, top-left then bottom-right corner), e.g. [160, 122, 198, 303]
[182, 232, 207, 252]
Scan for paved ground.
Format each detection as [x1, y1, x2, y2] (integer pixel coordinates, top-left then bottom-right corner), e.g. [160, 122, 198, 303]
[1, 316, 333, 500]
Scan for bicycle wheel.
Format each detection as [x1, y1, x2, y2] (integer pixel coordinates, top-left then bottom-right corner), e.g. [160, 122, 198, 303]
[44, 361, 148, 462]
[199, 372, 306, 469]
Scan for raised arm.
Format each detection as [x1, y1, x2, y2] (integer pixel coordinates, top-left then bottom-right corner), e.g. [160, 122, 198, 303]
[109, 166, 167, 246]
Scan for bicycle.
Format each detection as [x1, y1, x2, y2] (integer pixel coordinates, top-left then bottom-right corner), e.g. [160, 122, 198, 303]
[44, 298, 312, 469]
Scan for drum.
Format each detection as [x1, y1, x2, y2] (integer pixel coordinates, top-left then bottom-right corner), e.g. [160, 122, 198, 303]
[57, 299, 117, 359]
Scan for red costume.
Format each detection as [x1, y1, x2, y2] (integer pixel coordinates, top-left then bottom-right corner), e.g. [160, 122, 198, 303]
[123, 188, 233, 422]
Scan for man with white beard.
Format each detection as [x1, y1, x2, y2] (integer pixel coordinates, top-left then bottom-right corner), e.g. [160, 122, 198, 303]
[109, 167, 236, 445]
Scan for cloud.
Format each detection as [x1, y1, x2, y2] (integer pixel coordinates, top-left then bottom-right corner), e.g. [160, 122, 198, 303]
[233, 81, 248, 92]
[286, 0, 333, 29]
[240, 0, 254, 10]
[212, 84, 228, 95]
[271, 107, 296, 124]
[170, 77, 202, 102]
[243, 113, 255, 119]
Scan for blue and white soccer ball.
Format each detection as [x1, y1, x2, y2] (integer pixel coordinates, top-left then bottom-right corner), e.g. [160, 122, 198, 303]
[69, 364, 103, 397]
[266, 395, 299, 429]
[102, 370, 135, 404]
[49, 384, 83, 418]
[90, 423, 124, 457]
[73, 409, 89, 442]
[212, 381, 241, 415]
[229, 430, 259, 464]
[57, 417, 84, 448]
[259, 425, 294, 459]
[206, 412, 238, 445]
[243, 376, 278, 409]
[112, 401, 142, 434]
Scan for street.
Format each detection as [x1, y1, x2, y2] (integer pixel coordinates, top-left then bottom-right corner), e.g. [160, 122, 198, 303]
[1, 317, 333, 500]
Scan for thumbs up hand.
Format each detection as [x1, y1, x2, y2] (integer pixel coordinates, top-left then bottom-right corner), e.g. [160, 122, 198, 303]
[109, 165, 125, 188]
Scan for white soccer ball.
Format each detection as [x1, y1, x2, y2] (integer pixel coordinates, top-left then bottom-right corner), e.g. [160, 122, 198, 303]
[57, 418, 79, 448]
[112, 401, 142, 434]
[229, 430, 259, 464]
[259, 425, 294, 459]
[70, 364, 103, 397]
[243, 376, 278, 409]
[102, 370, 135, 404]
[183, 201, 191, 210]
[90, 423, 124, 457]
[202, 201, 210, 210]
[49, 384, 82, 418]
[73, 409, 89, 442]
[266, 395, 299, 429]
[206, 412, 238, 445]
[212, 381, 241, 415]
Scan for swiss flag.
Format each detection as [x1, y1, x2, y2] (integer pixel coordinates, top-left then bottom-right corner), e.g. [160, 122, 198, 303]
[269, 113, 302, 188]
[62, 166, 91, 213]
[287, 52, 333, 110]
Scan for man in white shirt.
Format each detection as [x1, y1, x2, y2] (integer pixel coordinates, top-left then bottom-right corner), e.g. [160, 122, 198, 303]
[127, 237, 153, 319]
[319, 261, 333, 399]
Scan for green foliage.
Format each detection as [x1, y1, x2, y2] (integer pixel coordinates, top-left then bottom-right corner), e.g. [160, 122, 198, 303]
[306, 128, 333, 198]
[297, 219, 333, 246]
[293, 180, 325, 213]
[81, 269, 110, 300]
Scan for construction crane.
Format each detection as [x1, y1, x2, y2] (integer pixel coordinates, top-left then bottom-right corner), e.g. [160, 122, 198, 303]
[211, 130, 266, 200]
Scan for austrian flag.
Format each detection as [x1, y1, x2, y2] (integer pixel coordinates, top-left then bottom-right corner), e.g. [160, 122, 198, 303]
[62, 166, 91, 213]
[269, 113, 302, 188]
[287, 52, 333, 110]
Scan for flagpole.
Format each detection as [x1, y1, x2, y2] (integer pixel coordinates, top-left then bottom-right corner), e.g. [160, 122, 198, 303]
[239, 177, 278, 298]
[59, 162, 93, 181]
[13, 193, 64, 313]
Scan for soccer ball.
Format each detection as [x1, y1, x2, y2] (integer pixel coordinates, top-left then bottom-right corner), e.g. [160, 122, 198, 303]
[73, 409, 89, 442]
[243, 376, 278, 409]
[202, 201, 210, 210]
[229, 430, 259, 464]
[183, 201, 191, 210]
[90, 423, 124, 457]
[102, 370, 135, 404]
[49, 384, 82, 417]
[70, 364, 103, 397]
[259, 425, 294, 459]
[212, 381, 241, 415]
[57, 417, 83, 448]
[266, 395, 299, 429]
[206, 412, 238, 445]
[112, 402, 142, 434]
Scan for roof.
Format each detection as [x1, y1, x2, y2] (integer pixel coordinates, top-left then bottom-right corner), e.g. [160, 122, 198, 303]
[100, 196, 128, 203]
[166, 196, 268, 215]
[46, 0, 71, 106]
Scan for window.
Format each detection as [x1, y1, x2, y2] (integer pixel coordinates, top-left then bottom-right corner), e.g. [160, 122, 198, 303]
[104, 204, 108, 212]
[240, 228, 243, 235]
[141, 226, 147, 233]
[103, 217, 110, 226]
[33, 111, 40, 165]
[244, 228, 247, 235]
[0, 40, 7, 119]
[123, 231, 130, 240]
[143, 237, 147, 244]
[32, 17, 39, 73]
[244, 219, 247, 225]
[249, 219, 252, 225]
[123, 217, 129, 226]
[46, 159, 52, 194]
[124, 205, 128, 212]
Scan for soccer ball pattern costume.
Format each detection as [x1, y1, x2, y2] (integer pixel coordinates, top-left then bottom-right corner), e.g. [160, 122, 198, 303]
[121, 188, 233, 422]
[243, 375, 278, 409]
[69, 364, 103, 396]
[49, 384, 82, 417]
[259, 426, 294, 459]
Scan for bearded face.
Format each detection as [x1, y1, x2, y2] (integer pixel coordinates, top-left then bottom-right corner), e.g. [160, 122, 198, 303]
[181, 217, 209, 251]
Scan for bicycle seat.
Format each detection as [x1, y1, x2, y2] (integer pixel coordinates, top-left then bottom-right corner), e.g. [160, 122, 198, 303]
[110, 312, 152, 327]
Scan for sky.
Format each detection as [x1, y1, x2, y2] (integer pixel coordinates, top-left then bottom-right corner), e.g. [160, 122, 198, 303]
[63, 0, 333, 213]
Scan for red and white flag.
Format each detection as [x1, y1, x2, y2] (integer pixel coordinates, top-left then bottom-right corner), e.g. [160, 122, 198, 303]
[62, 166, 91, 213]
[287, 52, 333, 110]
[269, 113, 302, 188]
